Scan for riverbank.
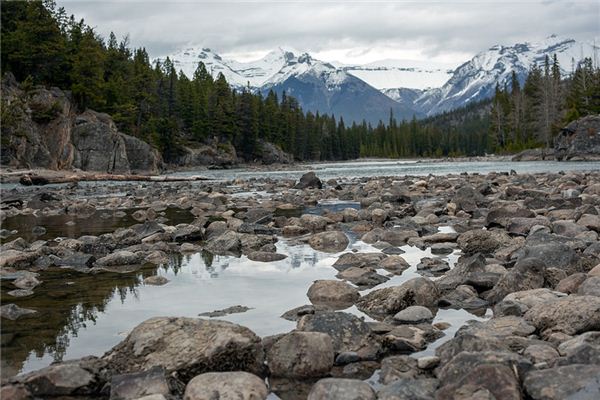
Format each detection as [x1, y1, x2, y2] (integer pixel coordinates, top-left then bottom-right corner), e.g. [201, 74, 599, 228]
[1, 167, 600, 399]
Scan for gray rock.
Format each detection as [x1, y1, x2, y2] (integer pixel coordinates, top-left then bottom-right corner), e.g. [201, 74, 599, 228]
[198, 305, 252, 317]
[110, 366, 169, 400]
[104, 317, 264, 383]
[486, 203, 535, 227]
[1, 304, 37, 320]
[308, 231, 349, 253]
[336, 267, 389, 288]
[307, 378, 375, 400]
[578, 276, 600, 296]
[457, 229, 512, 254]
[416, 257, 450, 276]
[393, 305, 434, 324]
[524, 295, 600, 338]
[143, 276, 169, 286]
[295, 171, 322, 189]
[247, 251, 287, 262]
[486, 257, 546, 304]
[377, 378, 438, 400]
[307, 280, 360, 309]
[524, 364, 600, 400]
[436, 363, 522, 400]
[555, 115, 600, 161]
[204, 230, 242, 255]
[266, 331, 334, 378]
[183, 371, 268, 400]
[95, 251, 141, 267]
[379, 355, 421, 384]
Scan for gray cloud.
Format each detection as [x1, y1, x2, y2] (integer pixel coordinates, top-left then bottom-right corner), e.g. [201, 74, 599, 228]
[57, 0, 599, 64]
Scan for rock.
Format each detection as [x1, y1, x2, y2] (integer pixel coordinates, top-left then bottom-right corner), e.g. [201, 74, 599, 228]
[205, 230, 242, 255]
[307, 378, 375, 400]
[13, 273, 41, 290]
[336, 267, 389, 288]
[417, 356, 440, 370]
[247, 251, 287, 262]
[514, 242, 580, 275]
[334, 352, 361, 365]
[356, 277, 439, 320]
[300, 214, 329, 232]
[555, 115, 600, 161]
[183, 371, 268, 400]
[393, 306, 434, 324]
[382, 325, 436, 353]
[0, 303, 36, 320]
[95, 251, 140, 267]
[379, 355, 421, 384]
[451, 185, 485, 213]
[7, 289, 34, 297]
[557, 331, 600, 364]
[378, 255, 410, 275]
[0, 385, 32, 400]
[555, 272, 587, 293]
[110, 366, 170, 400]
[578, 213, 600, 232]
[104, 317, 264, 383]
[295, 171, 322, 189]
[457, 229, 512, 254]
[436, 253, 486, 291]
[266, 331, 334, 378]
[308, 231, 349, 253]
[436, 363, 522, 400]
[143, 276, 169, 286]
[416, 257, 450, 276]
[486, 204, 535, 227]
[507, 217, 551, 235]
[307, 280, 360, 309]
[280, 304, 320, 321]
[523, 344, 560, 364]
[377, 378, 438, 400]
[297, 312, 381, 359]
[435, 335, 510, 364]
[578, 276, 600, 296]
[486, 257, 546, 303]
[258, 141, 293, 164]
[438, 285, 488, 311]
[198, 305, 252, 317]
[552, 220, 589, 238]
[524, 295, 600, 338]
[524, 364, 600, 400]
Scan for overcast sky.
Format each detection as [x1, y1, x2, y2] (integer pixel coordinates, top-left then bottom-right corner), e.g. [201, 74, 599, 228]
[56, 0, 599, 66]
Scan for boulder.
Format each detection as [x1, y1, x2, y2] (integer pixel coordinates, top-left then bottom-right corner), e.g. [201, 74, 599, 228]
[356, 277, 439, 320]
[307, 280, 360, 308]
[336, 267, 389, 288]
[393, 306, 434, 324]
[183, 371, 268, 400]
[295, 171, 322, 189]
[104, 317, 264, 383]
[95, 251, 141, 267]
[266, 331, 334, 378]
[524, 364, 600, 400]
[524, 295, 600, 338]
[110, 366, 170, 400]
[377, 378, 438, 400]
[486, 257, 546, 304]
[486, 204, 535, 227]
[457, 229, 512, 255]
[0, 303, 37, 320]
[247, 251, 287, 262]
[308, 231, 349, 253]
[307, 378, 375, 400]
[555, 115, 600, 161]
[205, 231, 242, 255]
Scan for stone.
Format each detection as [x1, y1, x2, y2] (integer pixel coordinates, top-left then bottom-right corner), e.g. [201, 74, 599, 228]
[356, 277, 439, 320]
[183, 371, 268, 400]
[104, 317, 264, 383]
[379, 355, 421, 384]
[0, 303, 37, 320]
[523, 344, 560, 364]
[143, 276, 169, 286]
[377, 378, 439, 400]
[457, 229, 512, 254]
[266, 331, 334, 378]
[378, 255, 410, 275]
[552, 220, 589, 238]
[524, 364, 600, 400]
[382, 325, 433, 353]
[486, 257, 546, 304]
[393, 305, 434, 324]
[417, 356, 440, 370]
[486, 204, 535, 227]
[14, 360, 101, 397]
[307, 378, 375, 400]
[0, 385, 32, 400]
[307, 280, 360, 309]
[336, 267, 389, 288]
[555, 115, 600, 160]
[205, 231, 242, 255]
[578, 213, 600, 232]
[308, 231, 349, 253]
[110, 366, 169, 400]
[436, 253, 486, 291]
[416, 257, 450, 276]
[247, 251, 287, 262]
[198, 305, 252, 317]
[295, 171, 322, 189]
[297, 312, 381, 359]
[524, 295, 600, 338]
[300, 214, 329, 232]
[555, 272, 587, 293]
[438, 285, 488, 311]
[95, 251, 141, 267]
[172, 224, 204, 243]
[578, 276, 600, 296]
[436, 363, 522, 400]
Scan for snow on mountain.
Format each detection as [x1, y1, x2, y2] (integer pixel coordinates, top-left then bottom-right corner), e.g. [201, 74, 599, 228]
[406, 35, 598, 116]
[338, 59, 455, 90]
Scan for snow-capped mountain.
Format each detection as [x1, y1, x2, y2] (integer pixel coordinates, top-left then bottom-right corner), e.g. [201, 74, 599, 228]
[401, 35, 598, 116]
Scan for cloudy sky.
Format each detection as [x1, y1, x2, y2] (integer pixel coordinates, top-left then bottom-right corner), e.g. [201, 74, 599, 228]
[57, 0, 599, 66]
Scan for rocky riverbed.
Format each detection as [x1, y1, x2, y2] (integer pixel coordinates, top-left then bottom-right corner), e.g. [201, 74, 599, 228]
[1, 168, 600, 399]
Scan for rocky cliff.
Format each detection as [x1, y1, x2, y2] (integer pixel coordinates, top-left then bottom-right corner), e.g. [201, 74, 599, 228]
[555, 115, 600, 161]
[1, 74, 161, 173]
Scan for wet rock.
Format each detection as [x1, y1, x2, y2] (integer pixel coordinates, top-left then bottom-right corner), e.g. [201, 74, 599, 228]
[55, 252, 96, 268]
[143, 276, 169, 286]
[393, 305, 434, 324]
[95, 250, 141, 267]
[205, 230, 242, 255]
[308, 231, 349, 253]
[438, 285, 488, 311]
[266, 331, 334, 378]
[297, 312, 381, 359]
[13, 272, 41, 290]
[282, 224, 309, 236]
[486, 257, 546, 303]
[145, 250, 169, 264]
[524, 364, 600, 400]
[0, 303, 37, 320]
[436, 253, 486, 291]
[377, 378, 438, 400]
[198, 305, 253, 317]
[307, 378, 375, 400]
[378, 255, 410, 275]
[524, 295, 600, 338]
[382, 325, 435, 353]
[436, 363, 522, 400]
[379, 355, 422, 384]
[457, 229, 512, 255]
[110, 366, 170, 400]
[295, 171, 322, 189]
[429, 242, 455, 255]
[333, 253, 386, 271]
[183, 371, 268, 400]
[172, 224, 204, 243]
[7, 289, 34, 297]
[361, 228, 418, 246]
[356, 277, 439, 320]
[307, 280, 360, 309]
[416, 257, 450, 276]
[280, 304, 320, 321]
[131, 221, 165, 239]
[300, 214, 329, 232]
[104, 317, 264, 383]
[336, 267, 389, 288]
[247, 251, 287, 262]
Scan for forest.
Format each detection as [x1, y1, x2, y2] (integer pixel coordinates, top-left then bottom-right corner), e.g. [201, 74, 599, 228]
[2, 0, 599, 163]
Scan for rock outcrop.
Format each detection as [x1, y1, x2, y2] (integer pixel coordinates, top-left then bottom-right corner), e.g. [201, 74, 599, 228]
[555, 115, 600, 161]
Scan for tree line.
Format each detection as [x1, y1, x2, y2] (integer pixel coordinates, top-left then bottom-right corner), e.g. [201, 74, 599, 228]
[490, 55, 600, 153]
[2, 0, 598, 163]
